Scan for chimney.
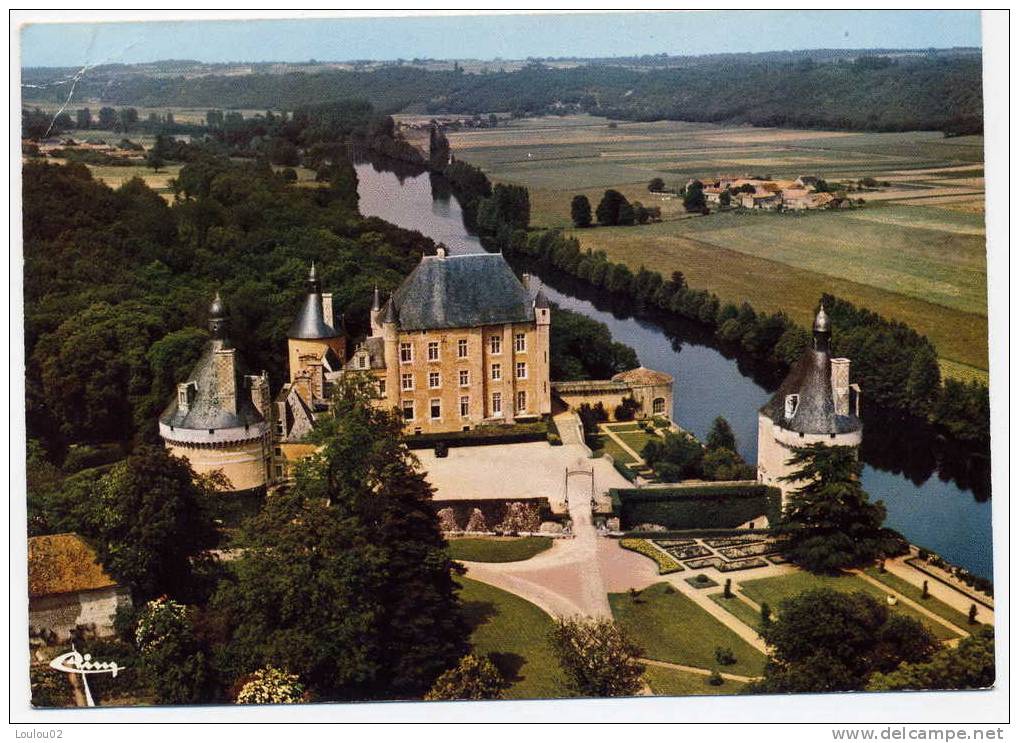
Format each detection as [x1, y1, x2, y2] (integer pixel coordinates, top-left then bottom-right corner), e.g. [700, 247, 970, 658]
[321, 293, 334, 329]
[247, 371, 270, 419]
[213, 348, 237, 415]
[831, 358, 850, 416]
[436, 245, 446, 259]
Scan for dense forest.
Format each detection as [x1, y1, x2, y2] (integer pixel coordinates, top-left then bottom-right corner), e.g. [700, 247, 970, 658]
[23, 51, 983, 133]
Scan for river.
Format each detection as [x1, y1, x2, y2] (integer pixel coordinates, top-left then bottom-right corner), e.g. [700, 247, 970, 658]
[353, 156, 993, 580]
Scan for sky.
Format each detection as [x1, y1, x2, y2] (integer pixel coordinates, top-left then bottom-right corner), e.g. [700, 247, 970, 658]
[19, 11, 982, 68]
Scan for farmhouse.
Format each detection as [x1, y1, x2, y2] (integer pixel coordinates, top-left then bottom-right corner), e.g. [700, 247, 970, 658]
[28, 534, 132, 644]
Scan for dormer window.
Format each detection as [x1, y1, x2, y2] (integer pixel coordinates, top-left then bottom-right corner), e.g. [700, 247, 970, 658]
[358, 354, 367, 369]
[177, 382, 196, 411]
[784, 394, 799, 420]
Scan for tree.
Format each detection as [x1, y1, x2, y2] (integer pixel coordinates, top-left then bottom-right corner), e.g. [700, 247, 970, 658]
[905, 345, 942, 418]
[867, 627, 994, 691]
[236, 667, 305, 704]
[719, 188, 732, 207]
[97, 106, 118, 130]
[753, 589, 937, 693]
[683, 180, 706, 211]
[75, 108, 92, 130]
[424, 654, 506, 701]
[647, 177, 665, 192]
[642, 431, 703, 481]
[595, 189, 630, 226]
[81, 446, 221, 601]
[570, 194, 592, 228]
[134, 597, 211, 704]
[706, 416, 737, 451]
[211, 376, 467, 700]
[119, 108, 139, 132]
[775, 444, 892, 573]
[550, 617, 644, 697]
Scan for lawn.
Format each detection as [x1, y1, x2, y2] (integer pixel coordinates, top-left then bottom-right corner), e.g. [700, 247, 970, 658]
[616, 430, 658, 458]
[609, 582, 767, 677]
[456, 576, 572, 700]
[644, 664, 747, 697]
[862, 567, 975, 631]
[587, 432, 638, 465]
[443, 115, 987, 377]
[710, 593, 764, 631]
[739, 572, 963, 641]
[448, 536, 553, 563]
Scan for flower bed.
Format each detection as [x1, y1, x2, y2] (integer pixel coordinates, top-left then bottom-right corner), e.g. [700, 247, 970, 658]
[684, 556, 769, 572]
[431, 497, 557, 534]
[767, 554, 789, 565]
[684, 574, 719, 589]
[717, 542, 780, 560]
[619, 538, 683, 574]
[660, 543, 712, 561]
[703, 536, 768, 549]
[655, 539, 697, 548]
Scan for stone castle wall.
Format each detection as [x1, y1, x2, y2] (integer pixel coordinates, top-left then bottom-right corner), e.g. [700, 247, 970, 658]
[165, 436, 270, 492]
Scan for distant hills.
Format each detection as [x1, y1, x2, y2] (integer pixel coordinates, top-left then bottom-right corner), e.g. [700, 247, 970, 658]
[22, 48, 983, 134]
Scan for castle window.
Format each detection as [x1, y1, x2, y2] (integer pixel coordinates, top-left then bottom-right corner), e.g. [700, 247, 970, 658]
[429, 371, 441, 389]
[492, 392, 502, 415]
[208, 429, 215, 435]
[430, 399, 442, 420]
[457, 339, 468, 358]
[459, 370, 470, 386]
[514, 333, 526, 353]
[274, 447, 282, 456]
[427, 341, 440, 362]
[275, 465, 283, 479]
[378, 379, 387, 397]
[515, 361, 527, 379]
[401, 373, 414, 391]
[784, 394, 799, 419]
[402, 400, 415, 421]
[489, 335, 502, 355]
[516, 390, 527, 413]
[460, 396, 470, 417]
[653, 397, 666, 415]
[400, 342, 413, 363]
[358, 354, 367, 369]
[491, 363, 501, 381]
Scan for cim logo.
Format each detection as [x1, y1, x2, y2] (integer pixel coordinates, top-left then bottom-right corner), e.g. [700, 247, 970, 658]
[48, 645, 124, 707]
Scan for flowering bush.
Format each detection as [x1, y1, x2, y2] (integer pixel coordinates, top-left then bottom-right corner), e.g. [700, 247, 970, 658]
[436, 507, 460, 532]
[496, 502, 541, 533]
[236, 666, 305, 705]
[135, 597, 189, 651]
[465, 508, 488, 533]
[619, 538, 682, 574]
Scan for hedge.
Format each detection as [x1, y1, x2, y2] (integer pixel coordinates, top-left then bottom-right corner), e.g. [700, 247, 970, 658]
[612, 459, 639, 483]
[405, 420, 549, 450]
[430, 497, 559, 530]
[618, 538, 683, 574]
[612, 485, 782, 531]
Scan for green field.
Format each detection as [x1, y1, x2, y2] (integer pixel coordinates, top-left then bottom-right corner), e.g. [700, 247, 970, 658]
[448, 536, 553, 563]
[609, 582, 767, 677]
[588, 432, 638, 464]
[444, 115, 987, 378]
[644, 664, 747, 696]
[457, 576, 572, 700]
[739, 572, 964, 641]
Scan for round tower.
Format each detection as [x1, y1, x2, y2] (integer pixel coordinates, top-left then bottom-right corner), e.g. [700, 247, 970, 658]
[756, 305, 863, 499]
[159, 294, 271, 492]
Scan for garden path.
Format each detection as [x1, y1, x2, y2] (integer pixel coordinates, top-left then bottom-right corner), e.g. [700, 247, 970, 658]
[639, 657, 761, 684]
[660, 574, 770, 654]
[884, 556, 994, 619]
[598, 424, 645, 465]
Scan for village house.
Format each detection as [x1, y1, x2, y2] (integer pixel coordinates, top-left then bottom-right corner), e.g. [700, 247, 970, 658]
[28, 534, 132, 644]
[757, 306, 862, 499]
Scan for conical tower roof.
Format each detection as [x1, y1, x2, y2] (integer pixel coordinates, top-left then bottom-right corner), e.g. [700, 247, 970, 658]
[288, 263, 342, 340]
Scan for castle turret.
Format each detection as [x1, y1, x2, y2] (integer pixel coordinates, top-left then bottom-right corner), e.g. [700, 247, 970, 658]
[756, 305, 862, 499]
[369, 285, 383, 337]
[287, 263, 347, 397]
[159, 294, 272, 493]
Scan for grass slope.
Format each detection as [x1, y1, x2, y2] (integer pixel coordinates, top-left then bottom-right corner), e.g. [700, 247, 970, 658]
[610, 582, 767, 677]
[448, 536, 553, 563]
[862, 567, 976, 631]
[457, 576, 572, 700]
[644, 664, 747, 697]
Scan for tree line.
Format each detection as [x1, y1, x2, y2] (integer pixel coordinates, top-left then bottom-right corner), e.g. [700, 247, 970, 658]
[23, 53, 983, 135]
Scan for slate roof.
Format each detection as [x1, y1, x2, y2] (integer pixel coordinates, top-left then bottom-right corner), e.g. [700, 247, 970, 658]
[388, 253, 535, 331]
[288, 292, 342, 340]
[29, 534, 118, 598]
[759, 346, 861, 435]
[159, 339, 266, 431]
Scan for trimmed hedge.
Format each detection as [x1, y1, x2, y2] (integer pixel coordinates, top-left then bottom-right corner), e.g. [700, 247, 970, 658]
[612, 459, 639, 483]
[431, 497, 559, 531]
[405, 420, 549, 450]
[612, 484, 782, 531]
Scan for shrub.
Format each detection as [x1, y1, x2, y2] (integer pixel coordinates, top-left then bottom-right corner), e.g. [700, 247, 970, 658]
[424, 654, 506, 701]
[708, 670, 724, 686]
[236, 666, 305, 705]
[618, 538, 682, 574]
[550, 617, 645, 697]
[723, 578, 733, 598]
[760, 602, 772, 624]
[714, 646, 736, 666]
[434, 441, 449, 458]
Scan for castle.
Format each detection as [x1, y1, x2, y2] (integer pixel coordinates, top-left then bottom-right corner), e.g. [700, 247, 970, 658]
[161, 249, 676, 492]
[756, 306, 862, 496]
